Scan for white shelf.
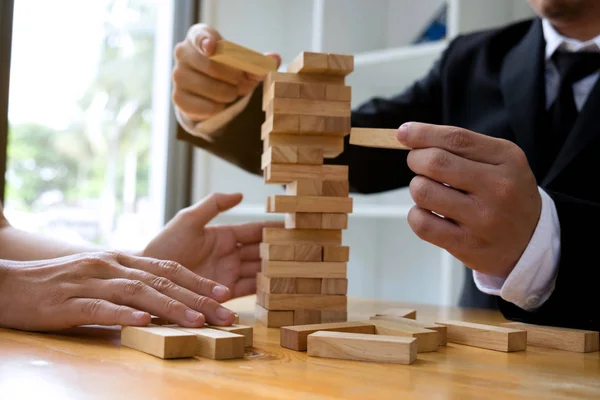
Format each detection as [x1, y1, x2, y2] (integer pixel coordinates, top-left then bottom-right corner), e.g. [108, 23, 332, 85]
[223, 204, 412, 218]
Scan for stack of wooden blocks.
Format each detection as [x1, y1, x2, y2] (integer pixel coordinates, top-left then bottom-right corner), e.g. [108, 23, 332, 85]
[255, 50, 355, 327]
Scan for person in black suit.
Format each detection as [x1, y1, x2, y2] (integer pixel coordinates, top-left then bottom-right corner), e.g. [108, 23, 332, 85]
[172, 0, 600, 331]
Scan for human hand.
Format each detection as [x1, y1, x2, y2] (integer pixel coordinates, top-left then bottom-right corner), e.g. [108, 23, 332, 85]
[172, 23, 281, 122]
[144, 193, 278, 298]
[0, 251, 234, 332]
[397, 122, 542, 278]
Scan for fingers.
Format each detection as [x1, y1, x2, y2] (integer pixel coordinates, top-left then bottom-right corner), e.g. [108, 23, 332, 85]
[174, 38, 243, 85]
[398, 122, 512, 165]
[185, 193, 244, 228]
[238, 244, 260, 261]
[172, 89, 227, 121]
[407, 206, 466, 253]
[66, 298, 151, 327]
[232, 277, 257, 298]
[186, 23, 222, 56]
[173, 65, 239, 104]
[233, 220, 283, 244]
[239, 260, 261, 278]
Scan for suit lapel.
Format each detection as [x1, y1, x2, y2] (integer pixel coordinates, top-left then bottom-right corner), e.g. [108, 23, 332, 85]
[500, 19, 547, 177]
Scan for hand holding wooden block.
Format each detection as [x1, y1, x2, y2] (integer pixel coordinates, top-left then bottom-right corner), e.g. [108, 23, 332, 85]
[349, 128, 411, 150]
[210, 40, 278, 76]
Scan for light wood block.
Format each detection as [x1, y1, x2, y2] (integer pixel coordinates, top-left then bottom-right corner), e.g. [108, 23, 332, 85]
[267, 195, 353, 213]
[295, 278, 322, 294]
[326, 85, 352, 102]
[261, 115, 300, 135]
[261, 145, 298, 167]
[294, 310, 322, 325]
[501, 322, 599, 353]
[257, 291, 347, 311]
[285, 212, 322, 229]
[299, 82, 327, 100]
[176, 327, 245, 360]
[255, 304, 294, 328]
[264, 164, 348, 184]
[321, 278, 348, 295]
[261, 260, 346, 278]
[263, 227, 342, 245]
[322, 180, 350, 197]
[260, 243, 295, 261]
[262, 81, 301, 109]
[322, 246, 350, 262]
[280, 321, 376, 351]
[297, 147, 324, 164]
[321, 213, 348, 229]
[150, 316, 171, 326]
[257, 272, 296, 294]
[298, 115, 326, 134]
[286, 180, 323, 196]
[233, 313, 239, 324]
[375, 308, 417, 320]
[265, 71, 345, 88]
[370, 316, 447, 346]
[120, 326, 197, 359]
[207, 324, 253, 348]
[321, 310, 348, 323]
[210, 40, 278, 76]
[436, 320, 527, 352]
[266, 98, 351, 118]
[308, 331, 416, 364]
[368, 319, 439, 353]
[349, 128, 411, 150]
[326, 54, 354, 76]
[294, 243, 323, 261]
[287, 51, 329, 74]
[264, 133, 344, 158]
[324, 117, 351, 134]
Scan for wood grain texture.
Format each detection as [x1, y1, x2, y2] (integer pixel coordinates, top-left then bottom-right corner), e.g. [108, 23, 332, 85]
[370, 316, 447, 346]
[254, 304, 294, 328]
[285, 212, 322, 229]
[207, 325, 253, 348]
[294, 310, 322, 325]
[211, 40, 278, 76]
[349, 128, 411, 150]
[297, 147, 324, 164]
[280, 321, 376, 351]
[267, 195, 353, 213]
[308, 331, 416, 365]
[321, 213, 348, 229]
[322, 245, 350, 262]
[261, 115, 300, 136]
[295, 278, 322, 294]
[375, 308, 417, 320]
[264, 163, 348, 184]
[286, 179, 323, 196]
[260, 243, 295, 261]
[321, 310, 348, 323]
[501, 322, 599, 353]
[262, 81, 301, 109]
[368, 319, 439, 353]
[287, 51, 329, 74]
[265, 71, 345, 89]
[322, 180, 350, 197]
[261, 260, 346, 278]
[326, 54, 354, 76]
[175, 327, 245, 360]
[120, 326, 197, 359]
[266, 98, 351, 118]
[437, 320, 527, 352]
[257, 291, 347, 311]
[326, 85, 352, 101]
[294, 243, 323, 261]
[321, 278, 348, 295]
[262, 227, 342, 245]
[257, 272, 296, 294]
[264, 133, 344, 158]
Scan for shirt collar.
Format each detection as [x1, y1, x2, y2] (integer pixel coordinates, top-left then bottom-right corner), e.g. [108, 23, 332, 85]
[542, 18, 600, 60]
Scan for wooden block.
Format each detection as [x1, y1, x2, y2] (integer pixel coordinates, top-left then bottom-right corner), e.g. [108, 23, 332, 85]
[120, 326, 197, 359]
[261, 260, 346, 278]
[233, 313, 239, 324]
[257, 272, 296, 294]
[299, 82, 327, 100]
[263, 227, 342, 245]
[375, 308, 417, 320]
[324, 116, 351, 134]
[260, 242, 295, 261]
[321, 278, 348, 295]
[175, 327, 245, 360]
[297, 115, 325, 134]
[286, 180, 323, 196]
[349, 128, 411, 150]
[327, 54, 354, 76]
[150, 316, 171, 326]
[257, 291, 347, 311]
[368, 319, 439, 353]
[501, 322, 599, 353]
[266, 98, 351, 118]
[326, 85, 352, 102]
[267, 195, 353, 213]
[287, 51, 329, 74]
[436, 320, 527, 352]
[294, 310, 322, 325]
[370, 316, 447, 346]
[265, 71, 345, 88]
[264, 133, 344, 158]
[322, 180, 350, 197]
[280, 321, 376, 351]
[295, 278, 322, 294]
[321, 213, 348, 229]
[262, 81, 301, 109]
[255, 304, 294, 328]
[264, 164, 348, 184]
[261, 115, 300, 136]
[207, 324, 253, 348]
[321, 310, 348, 323]
[308, 331, 416, 364]
[261, 145, 298, 168]
[297, 147, 324, 164]
[322, 246, 350, 262]
[294, 243, 323, 261]
[285, 213, 322, 229]
[210, 40, 278, 76]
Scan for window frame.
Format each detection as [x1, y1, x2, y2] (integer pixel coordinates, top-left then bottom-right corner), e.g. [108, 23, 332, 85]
[0, 0, 14, 205]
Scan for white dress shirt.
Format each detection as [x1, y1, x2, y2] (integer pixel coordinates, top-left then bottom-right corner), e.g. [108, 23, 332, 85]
[473, 19, 600, 310]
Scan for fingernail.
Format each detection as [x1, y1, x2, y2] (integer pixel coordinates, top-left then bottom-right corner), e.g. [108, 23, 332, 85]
[185, 309, 203, 322]
[212, 285, 230, 298]
[200, 37, 210, 53]
[398, 123, 411, 141]
[132, 311, 147, 321]
[216, 306, 233, 321]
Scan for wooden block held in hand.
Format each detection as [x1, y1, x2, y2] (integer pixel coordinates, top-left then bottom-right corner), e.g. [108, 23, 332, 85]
[263, 227, 342, 245]
[120, 326, 197, 359]
[295, 278, 322, 294]
[176, 327, 245, 360]
[210, 40, 278, 76]
[280, 321, 376, 351]
[260, 243, 295, 261]
[436, 320, 527, 352]
[285, 213, 322, 229]
[255, 304, 294, 328]
[265, 133, 344, 158]
[294, 243, 323, 261]
[286, 180, 323, 196]
[321, 213, 348, 229]
[287, 51, 329, 74]
[501, 322, 599, 353]
[368, 319, 439, 352]
[257, 291, 347, 311]
[257, 272, 296, 294]
[322, 180, 349, 197]
[349, 128, 410, 150]
[370, 316, 447, 345]
[308, 331, 416, 364]
[327, 54, 354, 76]
[294, 310, 322, 325]
[261, 260, 346, 278]
[207, 324, 253, 348]
[322, 246, 350, 262]
[375, 308, 417, 320]
[321, 278, 348, 295]
[265, 164, 348, 184]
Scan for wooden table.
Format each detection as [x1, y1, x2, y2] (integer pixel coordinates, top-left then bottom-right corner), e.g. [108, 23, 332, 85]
[1, 296, 598, 400]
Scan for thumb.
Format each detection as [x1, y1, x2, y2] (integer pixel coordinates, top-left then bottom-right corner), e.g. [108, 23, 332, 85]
[265, 52, 282, 70]
[187, 193, 243, 227]
[186, 23, 222, 56]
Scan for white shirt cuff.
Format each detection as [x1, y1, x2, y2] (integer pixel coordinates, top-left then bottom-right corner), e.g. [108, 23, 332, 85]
[473, 187, 561, 310]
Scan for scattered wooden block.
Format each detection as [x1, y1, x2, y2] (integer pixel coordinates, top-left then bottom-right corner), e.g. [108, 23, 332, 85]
[285, 212, 322, 229]
[294, 243, 323, 262]
[257, 272, 296, 294]
[265, 71, 344, 88]
[260, 243, 295, 261]
[349, 128, 411, 150]
[321, 213, 348, 229]
[297, 147, 324, 164]
[150, 316, 171, 326]
[368, 319, 439, 353]
[287, 51, 329, 74]
[436, 320, 527, 352]
[263, 227, 342, 245]
[210, 40, 278, 76]
[370, 316, 447, 346]
[501, 322, 599, 353]
[265, 98, 351, 119]
[326, 54, 354, 76]
[295, 278, 322, 294]
[267, 195, 353, 214]
[321, 310, 348, 323]
[322, 246, 350, 262]
[322, 180, 350, 197]
[120, 326, 197, 359]
[257, 291, 347, 311]
[261, 260, 346, 278]
[264, 133, 344, 158]
[307, 331, 416, 364]
[321, 278, 348, 295]
[207, 324, 253, 348]
[255, 304, 294, 328]
[374, 308, 417, 320]
[280, 321, 376, 351]
[264, 163, 348, 184]
[175, 327, 245, 360]
[286, 179, 323, 196]
[294, 310, 322, 325]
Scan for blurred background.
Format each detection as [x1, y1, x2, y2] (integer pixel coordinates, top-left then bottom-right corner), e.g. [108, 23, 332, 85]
[1, 0, 535, 306]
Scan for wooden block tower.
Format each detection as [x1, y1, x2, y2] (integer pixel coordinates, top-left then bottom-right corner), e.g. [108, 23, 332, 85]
[255, 51, 354, 327]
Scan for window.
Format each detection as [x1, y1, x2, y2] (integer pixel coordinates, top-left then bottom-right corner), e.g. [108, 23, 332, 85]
[5, 0, 187, 250]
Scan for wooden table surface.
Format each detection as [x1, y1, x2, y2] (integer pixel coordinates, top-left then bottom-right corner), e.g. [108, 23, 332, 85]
[1, 296, 599, 400]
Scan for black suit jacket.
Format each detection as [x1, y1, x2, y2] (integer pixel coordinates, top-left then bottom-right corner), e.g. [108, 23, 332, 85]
[179, 18, 600, 331]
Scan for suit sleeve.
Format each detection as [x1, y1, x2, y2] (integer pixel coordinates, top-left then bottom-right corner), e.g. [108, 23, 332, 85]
[498, 191, 600, 331]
